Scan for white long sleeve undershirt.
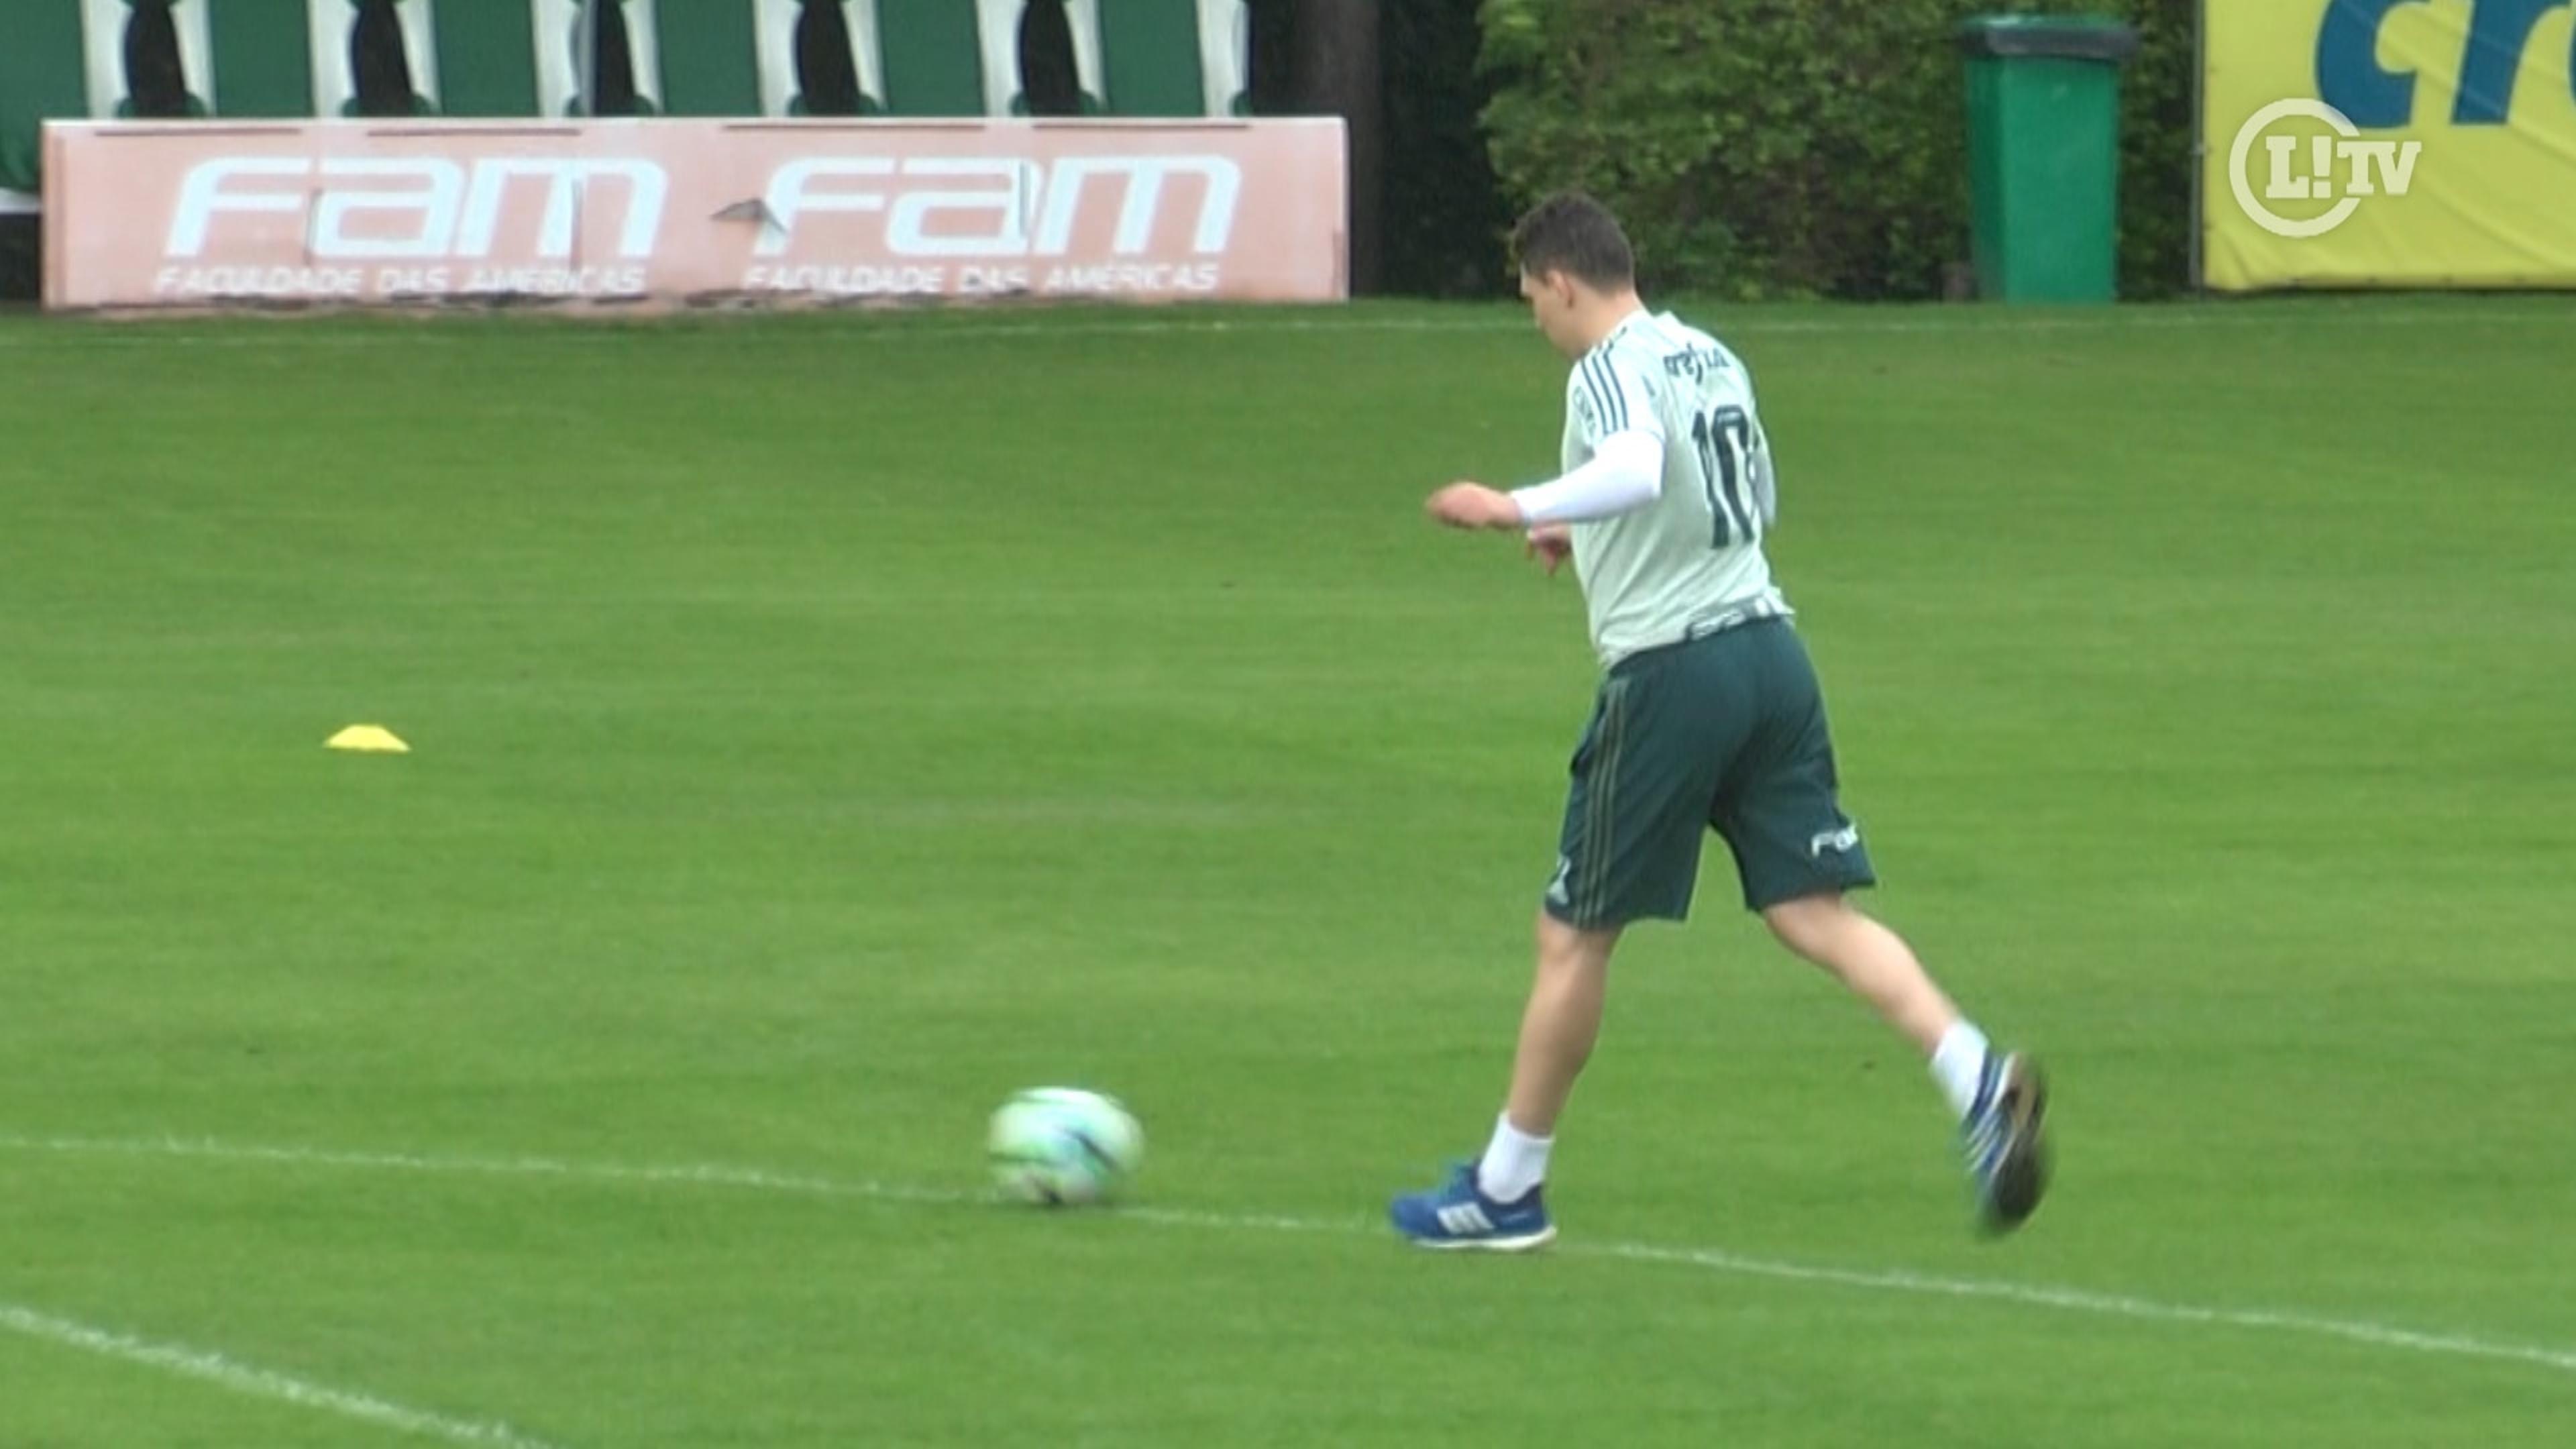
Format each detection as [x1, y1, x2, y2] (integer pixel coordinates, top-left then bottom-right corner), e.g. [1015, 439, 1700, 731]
[1509, 431, 1666, 526]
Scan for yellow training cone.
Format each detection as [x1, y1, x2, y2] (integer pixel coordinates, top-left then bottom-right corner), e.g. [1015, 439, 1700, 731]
[326, 724, 410, 753]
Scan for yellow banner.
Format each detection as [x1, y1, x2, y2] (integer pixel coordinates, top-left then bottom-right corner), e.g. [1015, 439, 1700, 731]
[2204, 1, 2576, 289]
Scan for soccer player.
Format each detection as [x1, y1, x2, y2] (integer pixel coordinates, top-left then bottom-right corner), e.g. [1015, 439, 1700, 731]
[1390, 193, 2049, 1250]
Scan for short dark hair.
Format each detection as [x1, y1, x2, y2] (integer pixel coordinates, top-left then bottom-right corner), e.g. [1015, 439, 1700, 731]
[1511, 192, 1635, 290]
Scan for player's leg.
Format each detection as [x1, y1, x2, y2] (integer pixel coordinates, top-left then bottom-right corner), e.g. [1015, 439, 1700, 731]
[1385, 910, 1623, 1252]
[1502, 910, 1621, 1135]
[1760, 894, 1958, 1055]
[1762, 893, 2047, 1231]
[1711, 621, 2051, 1232]
[1390, 657, 1719, 1250]
[1481, 909, 1621, 1203]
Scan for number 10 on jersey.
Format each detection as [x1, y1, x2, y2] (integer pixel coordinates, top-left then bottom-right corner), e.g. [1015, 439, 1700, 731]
[1691, 405, 1761, 549]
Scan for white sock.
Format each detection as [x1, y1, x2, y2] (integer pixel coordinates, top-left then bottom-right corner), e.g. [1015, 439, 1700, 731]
[1929, 1022, 1993, 1120]
[1476, 1114, 1552, 1202]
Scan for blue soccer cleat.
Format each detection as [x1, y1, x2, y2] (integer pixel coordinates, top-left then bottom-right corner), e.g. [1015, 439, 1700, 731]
[1389, 1161, 1556, 1252]
[1963, 1051, 2050, 1233]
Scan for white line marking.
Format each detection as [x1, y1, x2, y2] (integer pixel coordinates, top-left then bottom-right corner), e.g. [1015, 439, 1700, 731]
[1578, 1242, 2576, 1376]
[0, 1300, 566, 1448]
[0, 303, 2563, 352]
[0, 1133, 965, 1207]
[7, 1132, 2573, 1379]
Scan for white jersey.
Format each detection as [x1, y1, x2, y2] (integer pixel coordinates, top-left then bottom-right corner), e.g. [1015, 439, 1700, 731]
[1561, 310, 1788, 667]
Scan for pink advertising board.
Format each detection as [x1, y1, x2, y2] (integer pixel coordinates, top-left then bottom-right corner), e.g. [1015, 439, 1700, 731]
[42, 117, 1346, 311]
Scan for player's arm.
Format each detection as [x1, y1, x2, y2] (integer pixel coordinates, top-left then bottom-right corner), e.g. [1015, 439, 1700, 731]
[1424, 433, 1662, 531]
[1525, 522, 1574, 575]
[1507, 431, 1664, 524]
[1750, 421, 1778, 528]
[1517, 348, 1666, 523]
[1425, 353, 1666, 531]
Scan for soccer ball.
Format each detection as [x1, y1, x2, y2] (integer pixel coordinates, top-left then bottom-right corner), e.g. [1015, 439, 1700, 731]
[987, 1087, 1144, 1205]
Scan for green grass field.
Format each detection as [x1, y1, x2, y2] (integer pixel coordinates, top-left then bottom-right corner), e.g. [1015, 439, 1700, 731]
[3, 297, 2573, 1446]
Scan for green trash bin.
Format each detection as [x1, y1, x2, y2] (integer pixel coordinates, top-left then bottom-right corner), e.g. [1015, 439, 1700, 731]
[1960, 15, 2139, 303]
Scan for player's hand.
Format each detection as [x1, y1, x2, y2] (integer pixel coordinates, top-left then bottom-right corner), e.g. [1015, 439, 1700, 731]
[1425, 482, 1524, 531]
[1525, 524, 1573, 576]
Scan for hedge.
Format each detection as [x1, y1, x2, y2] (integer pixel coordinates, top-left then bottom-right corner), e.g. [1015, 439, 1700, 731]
[1475, 0, 2195, 300]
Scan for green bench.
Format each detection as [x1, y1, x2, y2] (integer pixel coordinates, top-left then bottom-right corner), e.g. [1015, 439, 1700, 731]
[0, 1, 1252, 195]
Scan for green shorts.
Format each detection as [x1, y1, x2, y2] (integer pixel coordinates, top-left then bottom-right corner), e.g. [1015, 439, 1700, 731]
[1545, 618, 1875, 928]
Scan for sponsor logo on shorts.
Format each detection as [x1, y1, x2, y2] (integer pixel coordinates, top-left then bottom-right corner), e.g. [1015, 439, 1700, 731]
[1544, 855, 1572, 905]
[1809, 824, 1860, 858]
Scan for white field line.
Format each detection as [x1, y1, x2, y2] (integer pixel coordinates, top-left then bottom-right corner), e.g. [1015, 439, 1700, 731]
[0, 1300, 566, 1448]
[0, 303, 2565, 352]
[5, 1132, 2573, 1380]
